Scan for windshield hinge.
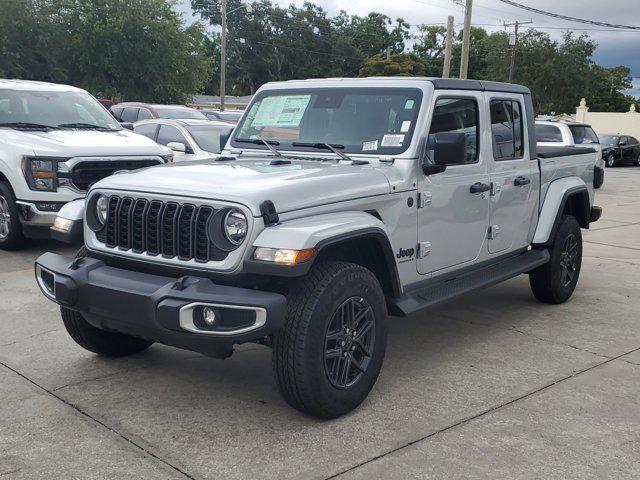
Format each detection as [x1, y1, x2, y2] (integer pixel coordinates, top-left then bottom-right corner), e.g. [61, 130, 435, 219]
[417, 241, 432, 259]
[490, 182, 501, 196]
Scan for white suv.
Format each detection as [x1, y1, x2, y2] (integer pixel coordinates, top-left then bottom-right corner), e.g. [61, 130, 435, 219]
[0, 79, 173, 250]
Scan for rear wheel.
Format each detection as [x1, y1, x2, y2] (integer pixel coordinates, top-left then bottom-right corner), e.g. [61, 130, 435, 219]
[0, 182, 26, 251]
[529, 215, 582, 304]
[60, 247, 154, 356]
[636, 154, 640, 167]
[272, 261, 387, 419]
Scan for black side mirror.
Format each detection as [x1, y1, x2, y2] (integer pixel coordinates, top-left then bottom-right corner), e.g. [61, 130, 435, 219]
[434, 132, 467, 165]
[422, 132, 467, 175]
[120, 122, 134, 130]
[619, 140, 627, 146]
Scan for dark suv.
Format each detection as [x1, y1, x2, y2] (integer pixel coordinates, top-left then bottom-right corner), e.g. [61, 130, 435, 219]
[600, 134, 640, 167]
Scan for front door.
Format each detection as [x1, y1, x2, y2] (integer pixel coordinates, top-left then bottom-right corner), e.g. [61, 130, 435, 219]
[486, 94, 537, 254]
[417, 93, 490, 275]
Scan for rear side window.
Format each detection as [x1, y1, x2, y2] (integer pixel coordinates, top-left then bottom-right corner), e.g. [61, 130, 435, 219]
[536, 124, 563, 143]
[137, 108, 153, 120]
[133, 123, 159, 141]
[569, 125, 599, 144]
[426, 97, 479, 164]
[628, 136, 639, 144]
[120, 108, 139, 123]
[490, 100, 524, 160]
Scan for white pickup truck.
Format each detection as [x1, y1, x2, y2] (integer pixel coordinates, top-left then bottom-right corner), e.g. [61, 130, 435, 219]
[0, 79, 173, 250]
[36, 78, 601, 418]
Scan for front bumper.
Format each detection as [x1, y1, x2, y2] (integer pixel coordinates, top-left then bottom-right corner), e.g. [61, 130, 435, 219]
[16, 201, 65, 227]
[35, 253, 287, 358]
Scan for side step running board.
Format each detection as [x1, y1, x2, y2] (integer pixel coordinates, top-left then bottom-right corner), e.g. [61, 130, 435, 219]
[389, 249, 550, 317]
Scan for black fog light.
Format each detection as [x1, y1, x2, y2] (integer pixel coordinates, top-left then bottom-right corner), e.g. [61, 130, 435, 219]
[191, 305, 257, 332]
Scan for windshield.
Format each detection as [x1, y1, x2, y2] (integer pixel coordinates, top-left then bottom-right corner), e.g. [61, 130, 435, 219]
[599, 134, 619, 146]
[186, 125, 234, 153]
[0, 89, 121, 130]
[232, 88, 423, 155]
[156, 108, 207, 120]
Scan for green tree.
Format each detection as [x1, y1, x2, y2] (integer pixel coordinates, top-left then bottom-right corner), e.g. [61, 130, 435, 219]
[358, 53, 427, 77]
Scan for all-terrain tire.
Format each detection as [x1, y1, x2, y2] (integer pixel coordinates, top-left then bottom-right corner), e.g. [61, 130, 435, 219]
[0, 182, 27, 251]
[272, 261, 387, 419]
[60, 246, 153, 356]
[529, 215, 582, 304]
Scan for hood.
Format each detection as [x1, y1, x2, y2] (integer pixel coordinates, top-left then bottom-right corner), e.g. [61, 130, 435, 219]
[93, 156, 392, 215]
[4, 129, 165, 157]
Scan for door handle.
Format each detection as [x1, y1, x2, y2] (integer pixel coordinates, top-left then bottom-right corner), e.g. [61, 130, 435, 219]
[514, 176, 531, 187]
[470, 182, 491, 194]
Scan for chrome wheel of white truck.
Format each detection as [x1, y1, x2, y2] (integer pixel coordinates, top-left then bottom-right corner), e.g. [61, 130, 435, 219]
[0, 182, 26, 251]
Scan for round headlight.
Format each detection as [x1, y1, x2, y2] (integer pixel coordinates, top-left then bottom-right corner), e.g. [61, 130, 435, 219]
[95, 195, 108, 225]
[223, 209, 248, 245]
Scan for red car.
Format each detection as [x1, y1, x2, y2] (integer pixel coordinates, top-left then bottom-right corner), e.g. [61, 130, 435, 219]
[109, 102, 207, 123]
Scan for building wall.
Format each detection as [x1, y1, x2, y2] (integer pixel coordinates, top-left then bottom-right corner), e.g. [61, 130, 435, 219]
[576, 98, 640, 137]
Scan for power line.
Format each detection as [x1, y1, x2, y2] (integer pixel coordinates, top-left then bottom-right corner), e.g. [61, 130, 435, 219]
[495, 0, 640, 30]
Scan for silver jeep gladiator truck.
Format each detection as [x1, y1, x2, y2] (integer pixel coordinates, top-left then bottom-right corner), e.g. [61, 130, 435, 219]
[35, 78, 601, 419]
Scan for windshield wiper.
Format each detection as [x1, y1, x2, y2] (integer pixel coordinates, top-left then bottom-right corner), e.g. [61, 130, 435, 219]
[58, 122, 113, 130]
[235, 137, 282, 157]
[292, 142, 353, 161]
[0, 122, 56, 130]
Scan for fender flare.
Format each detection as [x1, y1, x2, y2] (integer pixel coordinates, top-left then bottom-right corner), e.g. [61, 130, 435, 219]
[533, 178, 590, 246]
[243, 211, 401, 296]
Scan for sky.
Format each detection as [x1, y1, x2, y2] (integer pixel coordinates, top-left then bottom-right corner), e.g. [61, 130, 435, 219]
[176, 0, 640, 99]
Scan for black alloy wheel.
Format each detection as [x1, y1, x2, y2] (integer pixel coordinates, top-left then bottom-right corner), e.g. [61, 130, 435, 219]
[324, 296, 375, 389]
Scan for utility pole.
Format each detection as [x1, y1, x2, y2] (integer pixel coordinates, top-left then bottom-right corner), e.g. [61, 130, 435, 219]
[442, 15, 454, 78]
[220, 0, 227, 111]
[459, 0, 473, 79]
[504, 20, 532, 82]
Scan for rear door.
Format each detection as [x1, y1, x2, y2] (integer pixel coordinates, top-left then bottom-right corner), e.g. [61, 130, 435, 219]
[486, 94, 537, 254]
[417, 92, 490, 275]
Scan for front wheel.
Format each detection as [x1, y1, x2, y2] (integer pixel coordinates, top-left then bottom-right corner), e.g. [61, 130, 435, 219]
[636, 154, 640, 167]
[0, 182, 27, 251]
[272, 261, 387, 419]
[529, 215, 582, 304]
[606, 155, 616, 168]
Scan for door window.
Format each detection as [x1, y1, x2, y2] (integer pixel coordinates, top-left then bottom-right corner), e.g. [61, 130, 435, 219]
[426, 97, 479, 164]
[120, 108, 139, 123]
[490, 100, 524, 160]
[157, 125, 191, 151]
[535, 124, 562, 142]
[133, 123, 159, 141]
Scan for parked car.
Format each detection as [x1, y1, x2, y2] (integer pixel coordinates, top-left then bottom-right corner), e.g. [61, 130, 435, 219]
[535, 120, 604, 188]
[110, 103, 207, 122]
[36, 77, 600, 419]
[200, 109, 243, 124]
[0, 79, 173, 250]
[133, 119, 234, 161]
[599, 134, 640, 167]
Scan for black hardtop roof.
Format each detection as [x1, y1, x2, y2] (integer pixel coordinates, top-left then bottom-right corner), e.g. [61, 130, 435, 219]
[429, 78, 531, 95]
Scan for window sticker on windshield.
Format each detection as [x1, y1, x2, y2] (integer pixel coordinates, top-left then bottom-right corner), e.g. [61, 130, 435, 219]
[362, 140, 378, 151]
[400, 121, 411, 133]
[381, 134, 404, 147]
[404, 99, 415, 109]
[251, 95, 311, 128]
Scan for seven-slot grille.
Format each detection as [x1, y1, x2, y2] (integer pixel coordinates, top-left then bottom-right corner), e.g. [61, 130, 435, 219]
[98, 195, 229, 262]
[69, 159, 162, 191]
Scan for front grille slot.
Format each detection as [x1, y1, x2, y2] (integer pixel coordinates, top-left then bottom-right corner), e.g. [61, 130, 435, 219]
[69, 159, 161, 191]
[98, 195, 228, 263]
